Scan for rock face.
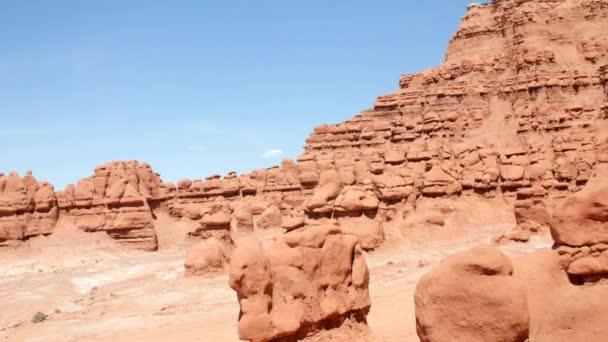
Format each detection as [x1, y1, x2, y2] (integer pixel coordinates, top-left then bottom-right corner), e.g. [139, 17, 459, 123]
[414, 245, 529, 342]
[228, 228, 370, 342]
[2, 0, 607, 255]
[56, 161, 169, 251]
[160, 0, 608, 248]
[0, 172, 58, 246]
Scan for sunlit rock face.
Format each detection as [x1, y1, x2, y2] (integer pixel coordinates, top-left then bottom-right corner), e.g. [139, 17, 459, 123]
[3, 0, 608, 255]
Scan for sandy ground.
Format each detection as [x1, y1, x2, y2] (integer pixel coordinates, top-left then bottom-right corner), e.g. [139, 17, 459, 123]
[0, 199, 552, 342]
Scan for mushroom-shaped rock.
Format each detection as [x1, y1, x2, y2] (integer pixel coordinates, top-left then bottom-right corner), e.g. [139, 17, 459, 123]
[415, 245, 529, 342]
[200, 211, 231, 228]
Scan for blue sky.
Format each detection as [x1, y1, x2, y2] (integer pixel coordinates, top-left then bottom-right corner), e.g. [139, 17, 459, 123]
[0, 0, 475, 189]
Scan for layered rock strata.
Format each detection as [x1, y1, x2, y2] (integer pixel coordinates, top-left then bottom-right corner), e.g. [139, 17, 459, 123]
[55, 161, 169, 251]
[0, 172, 58, 246]
[2, 0, 607, 251]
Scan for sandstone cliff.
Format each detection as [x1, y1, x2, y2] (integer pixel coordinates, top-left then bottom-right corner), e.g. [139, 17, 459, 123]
[1, 0, 607, 252]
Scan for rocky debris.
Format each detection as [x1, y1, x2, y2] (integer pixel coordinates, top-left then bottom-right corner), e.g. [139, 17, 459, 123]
[228, 227, 370, 342]
[184, 238, 228, 276]
[414, 245, 529, 342]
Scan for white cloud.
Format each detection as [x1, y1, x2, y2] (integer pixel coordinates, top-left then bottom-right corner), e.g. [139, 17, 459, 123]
[262, 149, 284, 159]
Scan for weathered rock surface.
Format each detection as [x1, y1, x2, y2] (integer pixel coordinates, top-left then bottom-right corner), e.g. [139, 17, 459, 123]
[2, 0, 608, 252]
[552, 172, 608, 247]
[552, 168, 608, 278]
[414, 245, 529, 342]
[534, 284, 608, 342]
[184, 238, 228, 276]
[228, 228, 370, 342]
[416, 154, 608, 341]
[0, 171, 58, 246]
[56, 161, 166, 251]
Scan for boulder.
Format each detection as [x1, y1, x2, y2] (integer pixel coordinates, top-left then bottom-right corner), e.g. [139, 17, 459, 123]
[415, 245, 529, 342]
[184, 238, 227, 276]
[256, 206, 282, 229]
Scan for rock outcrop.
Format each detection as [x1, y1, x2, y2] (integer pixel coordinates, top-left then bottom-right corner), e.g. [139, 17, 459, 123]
[160, 0, 608, 249]
[0, 172, 58, 246]
[2, 0, 608, 256]
[56, 161, 168, 251]
[228, 227, 370, 342]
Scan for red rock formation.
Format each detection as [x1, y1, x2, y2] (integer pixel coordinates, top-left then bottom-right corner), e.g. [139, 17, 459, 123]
[56, 161, 167, 251]
[533, 284, 608, 342]
[2, 0, 607, 256]
[415, 162, 608, 341]
[0, 171, 58, 246]
[552, 167, 608, 280]
[184, 238, 228, 276]
[157, 0, 608, 248]
[414, 245, 530, 342]
[228, 228, 370, 342]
